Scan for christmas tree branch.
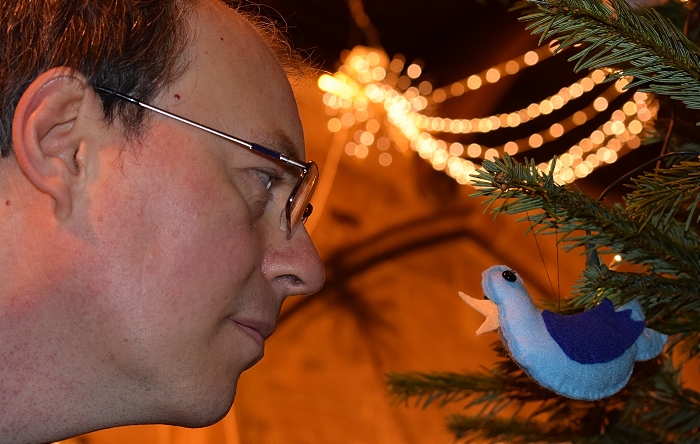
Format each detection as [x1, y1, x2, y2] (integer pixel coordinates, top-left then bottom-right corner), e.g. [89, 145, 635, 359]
[470, 155, 700, 278]
[470, 154, 700, 355]
[520, 0, 700, 112]
[388, 345, 699, 443]
[626, 160, 700, 230]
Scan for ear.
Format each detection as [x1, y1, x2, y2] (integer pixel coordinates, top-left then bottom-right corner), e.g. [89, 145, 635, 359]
[12, 67, 99, 222]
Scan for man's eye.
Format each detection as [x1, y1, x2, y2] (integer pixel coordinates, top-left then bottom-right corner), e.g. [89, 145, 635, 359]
[255, 170, 274, 191]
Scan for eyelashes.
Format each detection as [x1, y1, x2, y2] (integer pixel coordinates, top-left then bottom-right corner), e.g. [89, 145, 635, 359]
[254, 169, 274, 191]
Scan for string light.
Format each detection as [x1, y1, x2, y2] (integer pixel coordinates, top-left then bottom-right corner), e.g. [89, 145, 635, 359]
[410, 69, 618, 137]
[317, 45, 658, 185]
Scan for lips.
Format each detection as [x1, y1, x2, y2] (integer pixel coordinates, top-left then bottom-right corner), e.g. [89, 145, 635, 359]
[229, 317, 275, 348]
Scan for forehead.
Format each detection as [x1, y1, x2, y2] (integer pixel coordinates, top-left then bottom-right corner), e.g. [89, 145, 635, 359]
[159, 0, 305, 160]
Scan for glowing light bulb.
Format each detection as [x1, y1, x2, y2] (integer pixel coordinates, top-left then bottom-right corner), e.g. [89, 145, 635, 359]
[390, 58, 404, 73]
[328, 118, 342, 133]
[318, 74, 355, 100]
[505, 60, 520, 74]
[467, 75, 482, 90]
[524, 51, 539, 66]
[432, 89, 447, 103]
[450, 82, 465, 97]
[573, 110, 587, 125]
[378, 152, 393, 166]
[580, 78, 594, 92]
[540, 100, 554, 115]
[486, 68, 501, 83]
[528, 134, 544, 148]
[591, 69, 606, 84]
[484, 148, 499, 160]
[356, 144, 369, 159]
[550, 123, 564, 138]
[407, 63, 422, 79]
[593, 97, 608, 112]
[628, 120, 643, 134]
[467, 143, 482, 158]
[449, 142, 464, 156]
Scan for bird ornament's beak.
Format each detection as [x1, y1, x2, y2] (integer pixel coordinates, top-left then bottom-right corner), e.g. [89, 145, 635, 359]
[458, 291, 500, 335]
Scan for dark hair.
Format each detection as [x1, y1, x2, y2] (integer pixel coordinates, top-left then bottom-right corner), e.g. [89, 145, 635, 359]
[0, 0, 195, 157]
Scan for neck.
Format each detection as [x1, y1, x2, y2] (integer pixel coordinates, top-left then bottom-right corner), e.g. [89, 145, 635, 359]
[0, 220, 130, 442]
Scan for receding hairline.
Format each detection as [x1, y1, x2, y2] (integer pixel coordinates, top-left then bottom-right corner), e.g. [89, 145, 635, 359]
[220, 1, 309, 81]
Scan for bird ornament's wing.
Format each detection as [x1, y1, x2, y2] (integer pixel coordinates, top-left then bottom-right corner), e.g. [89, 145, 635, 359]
[541, 299, 646, 364]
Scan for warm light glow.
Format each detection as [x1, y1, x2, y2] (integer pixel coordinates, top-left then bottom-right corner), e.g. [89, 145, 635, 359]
[433, 89, 447, 103]
[328, 118, 342, 133]
[486, 68, 501, 83]
[524, 51, 539, 66]
[419, 81, 433, 95]
[573, 110, 588, 125]
[591, 69, 606, 84]
[580, 78, 594, 92]
[449, 142, 464, 156]
[540, 100, 554, 115]
[528, 134, 544, 148]
[593, 97, 608, 112]
[550, 123, 564, 138]
[504, 141, 519, 155]
[318, 74, 355, 100]
[570, 145, 582, 159]
[590, 130, 605, 145]
[527, 104, 541, 118]
[570, 83, 583, 97]
[356, 144, 369, 158]
[484, 148, 499, 160]
[505, 60, 520, 74]
[623, 101, 637, 116]
[407, 63, 422, 79]
[320, 45, 656, 186]
[467, 143, 482, 158]
[467, 75, 482, 90]
[341, 113, 356, 127]
[628, 120, 643, 135]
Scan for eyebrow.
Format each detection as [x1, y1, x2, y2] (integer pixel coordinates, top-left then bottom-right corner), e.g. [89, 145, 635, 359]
[259, 131, 304, 164]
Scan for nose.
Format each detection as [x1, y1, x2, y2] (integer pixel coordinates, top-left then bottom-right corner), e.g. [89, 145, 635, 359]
[261, 223, 325, 298]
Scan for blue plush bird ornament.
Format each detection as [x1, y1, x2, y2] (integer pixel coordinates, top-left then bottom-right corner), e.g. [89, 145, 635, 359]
[459, 265, 667, 401]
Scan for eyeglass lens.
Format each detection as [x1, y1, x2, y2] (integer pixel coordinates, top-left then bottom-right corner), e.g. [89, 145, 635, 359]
[284, 162, 319, 238]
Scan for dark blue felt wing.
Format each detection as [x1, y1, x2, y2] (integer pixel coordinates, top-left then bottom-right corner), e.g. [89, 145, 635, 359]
[541, 299, 646, 364]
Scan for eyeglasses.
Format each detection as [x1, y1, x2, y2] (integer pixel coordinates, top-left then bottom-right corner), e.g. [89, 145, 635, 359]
[94, 87, 318, 239]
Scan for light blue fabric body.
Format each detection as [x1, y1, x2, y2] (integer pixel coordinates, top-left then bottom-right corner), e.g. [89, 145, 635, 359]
[482, 265, 667, 401]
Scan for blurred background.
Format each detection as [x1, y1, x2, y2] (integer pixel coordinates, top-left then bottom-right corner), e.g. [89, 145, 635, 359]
[66, 1, 678, 443]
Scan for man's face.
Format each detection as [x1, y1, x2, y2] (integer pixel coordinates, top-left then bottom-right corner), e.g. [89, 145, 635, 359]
[80, 0, 324, 425]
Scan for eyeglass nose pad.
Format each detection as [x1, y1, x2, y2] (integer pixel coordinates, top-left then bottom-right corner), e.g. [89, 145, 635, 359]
[278, 211, 288, 234]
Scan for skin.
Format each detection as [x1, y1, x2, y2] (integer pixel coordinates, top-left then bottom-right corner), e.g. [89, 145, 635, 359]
[0, 1, 324, 442]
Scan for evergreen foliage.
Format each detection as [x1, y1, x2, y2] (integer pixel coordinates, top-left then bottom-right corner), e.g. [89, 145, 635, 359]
[387, 0, 700, 442]
[521, 0, 700, 112]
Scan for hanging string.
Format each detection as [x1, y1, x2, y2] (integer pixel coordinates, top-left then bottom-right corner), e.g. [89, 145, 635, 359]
[526, 210, 558, 303]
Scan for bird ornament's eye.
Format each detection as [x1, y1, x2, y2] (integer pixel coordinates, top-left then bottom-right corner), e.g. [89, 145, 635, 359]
[502, 270, 517, 282]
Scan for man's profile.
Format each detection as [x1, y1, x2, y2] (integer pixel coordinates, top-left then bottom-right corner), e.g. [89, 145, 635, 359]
[0, 1, 324, 442]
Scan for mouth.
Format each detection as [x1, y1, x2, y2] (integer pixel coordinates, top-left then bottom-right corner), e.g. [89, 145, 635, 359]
[229, 317, 275, 348]
[458, 291, 500, 335]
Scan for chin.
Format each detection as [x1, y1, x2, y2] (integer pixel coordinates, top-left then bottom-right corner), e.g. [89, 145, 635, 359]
[161, 378, 239, 428]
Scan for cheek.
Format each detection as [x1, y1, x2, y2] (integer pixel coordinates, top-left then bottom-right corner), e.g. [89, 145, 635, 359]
[90, 137, 263, 318]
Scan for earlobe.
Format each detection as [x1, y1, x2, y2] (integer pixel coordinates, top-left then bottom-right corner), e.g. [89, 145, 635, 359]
[12, 68, 96, 222]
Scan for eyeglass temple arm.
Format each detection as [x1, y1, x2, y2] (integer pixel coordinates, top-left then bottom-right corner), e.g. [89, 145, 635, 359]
[93, 87, 307, 171]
